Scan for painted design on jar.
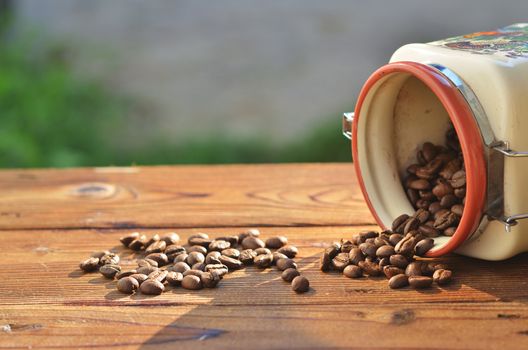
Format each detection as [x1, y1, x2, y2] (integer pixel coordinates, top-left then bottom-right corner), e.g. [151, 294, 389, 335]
[429, 23, 528, 59]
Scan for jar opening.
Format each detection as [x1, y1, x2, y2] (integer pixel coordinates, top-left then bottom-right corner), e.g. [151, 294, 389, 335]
[352, 61, 487, 257]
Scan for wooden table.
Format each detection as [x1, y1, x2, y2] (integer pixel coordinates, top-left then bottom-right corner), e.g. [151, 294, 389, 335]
[0, 163, 527, 349]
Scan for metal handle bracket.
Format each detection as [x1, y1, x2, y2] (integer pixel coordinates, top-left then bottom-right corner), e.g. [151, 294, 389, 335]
[342, 112, 354, 140]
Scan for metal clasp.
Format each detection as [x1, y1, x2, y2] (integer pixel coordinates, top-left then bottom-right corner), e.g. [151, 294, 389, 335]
[342, 112, 354, 140]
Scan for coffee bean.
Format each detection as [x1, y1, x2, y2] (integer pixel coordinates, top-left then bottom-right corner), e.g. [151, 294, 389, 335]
[340, 239, 355, 253]
[265, 236, 288, 249]
[181, 275, 203, 290]
[173, 253, 188, 263]
[454, 187, 466, 198]
[201, 271, 221, 288]
[415, 238, 435, 256]
[408, 276, 433, 289]
[145, 234, 160, 248]
[440, 194, 458, 208]
[165, 245, 186, 260]
[432, 180, 453, 198]
[358, 260, 382, 276]
[117, 276, 139, 294]
[100, 253, 120, 265]
[418, 225, 440, 238]
[254, 254, 274, 268]
[439, 158, 462, 179]
[187, 245, 208, 254]
[140, 258, 159, 268]
[403, 218, 420, 235]
[120, 232, 139, 247]
[428, 201, 442, 214]
[216, 235, 239, 247]
[209, 240, 231, 252]
[415, 199, 431, 209]
[116, 269, 137, 279]
[238, 228, 260, 243]
[99, 264, 121, 279]
[348, 247, 364, 265]
[137, 265, 158, 276]
[434, 211, 458, 230]
[80, 257, 100, 272]
[186, 252, 205, 266]
[358, 242, 377, 258]
[145, 253, 169, 267]
[170, 262, 191, 273]
[239, 249, 257, 265]
[282, 268, 300, 282]
[332, 252, 350, 271]
[241, 236, 266, 250]
[433, 269, 452, 285]
[205, 251, 222, 264]
[451, 204, 464, 216]
[358, 231, 378, 243]
[406, 188, 420, 205]
[413, 209, 430, 224]
[291, 276, 310, 293]
[91, 251, 111, 259]
[277, 245, 298, 258]
[394, 234, 417, 256]
[405, 262, 423, 276]
[389, 254, 408, 269]
[388, 234, 403, 246]
[218, 255, 243, 270]
[204, 264, 229, 276]
[188, 233, 213, 248]
[388, 274, 409, 289]
[276, 258, 297, 271]
[130, 273, 148, 284]
[408, 179, 430, 190]
[376, 245, 395, 258]
[383, 265, 404, 279]
[166, 271, 184, 286]
[140, 279, 165, 295]
[434, 208, 450, 221]
[421, 142, 438, 162]
[160, 232, 180, 245]
[221, 248, 240, 259]
[148, 269, 168, 283]
[192, 262, 206, 271]
[183, 269, 204, 278]
[450, 170, 466, 188]
[392, 214, 410, 233]
[343, 265, 363, 278]
[129, 235, 148, 251]
[444, 227, 456, 236]
[255, 247, 272, 255]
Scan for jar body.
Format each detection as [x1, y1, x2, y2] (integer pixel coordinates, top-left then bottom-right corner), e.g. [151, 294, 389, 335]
[353, 24, 528, 260]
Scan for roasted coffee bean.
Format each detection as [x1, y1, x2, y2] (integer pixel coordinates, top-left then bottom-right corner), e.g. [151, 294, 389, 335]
[282, 268, 300, 282]
[451, 204, 464, 216]
[406, 188, 420, 205]
[388, 274, 409, 289]
[173, 253, 188, 263]
[99, 264, 121, 279]
[219, 255, 243, 270]
[277, 245, 298, 258]
[145, 234, 160, 248]
[405, 262, 423, 277]
[439, 158, 462, 179]
[444, 227, 456, 236]
[183, 269, 204, 278]
[186, 252, 205, 266]
[415, 238, 435, 256]
[140, 279, 165, 295]
[192, 262, 206, 271]
[116, 269, 137, 279]
[440, 194, 458, 208]
[379, 257, 390, 267]
[357, 231, 378, 243]
[373, 237, 388, 248]
[239, 249, 257, 265]
[120, 232, 139, 247]
[201, 271, 221, 288]
[170, 262, 191, 273]
[255, 247, 272, 255]
[408, 276, 433, 289]
[216, 235, 239, 247]
[408, 178, 430, 190]
[80, 257, 100, 272]
[254, 254, 274, 269]
[434, 208, 450, 221]
[337, 239, 353, 253]
[188, 233, 213, 248]
[129, 235, 148, 251]
[450, 170, 466, 188]
[394, 234, 417, 256]
[343, 265, 363, 278]
[415, 199, 430, 209]
[272, 252, 288, 264]
[165, 245, 186, 260]
[359, 242, 377, 258]
[454, 187, 466, 198]
[137, 265, 158, 276]
[432, 180, 453, 198]
[276, 258, 297, 271]
[418, 225, 440, 238]
[100, 253, 120, 265]
[181, 275, 202, 290]
[117, 276, 139, 294]
[160, 232, 180, 245]
[428, 201, 442, 214]
[414, 209, 430, 224]
[291, 276, 310, 293]
[204, 264, 229, 276]
[238, 228, 260, 242]
[148, 269, 168, 283]
[265, 236, 288, 249]
[166, 271, 184, 286]
[205, 251, 222, 265]
[433, 269, 453, 285]
[407, 163, 419, 174]
[383, 265, 405, 279]
[320, 252, 332, 272]
[389, 234, 403, 246]
[130, 273, 148, 284]
[358, 260, 382, 276]
[221, 248, 240, 259]
[241, 236, 266, 250]
[209, 240, 231, 252]
[91, 251, 111, 259]
[376, 245, 395, 258]
[421, 142, 438, 162]
[332, 252, 350, 271]
[145, 253, 169, 267]
[139, 258, 159, 268]
[389, 254, 408, 269]
[187, 245, 208, 254]
[392, 214, 410, 233]
[434, 211, 458, 230]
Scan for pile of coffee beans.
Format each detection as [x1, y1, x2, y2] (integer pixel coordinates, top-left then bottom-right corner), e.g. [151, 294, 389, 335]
[79, 229, 310, 295]
[319, 230, 453, 289]
[402, 127, 466, 237]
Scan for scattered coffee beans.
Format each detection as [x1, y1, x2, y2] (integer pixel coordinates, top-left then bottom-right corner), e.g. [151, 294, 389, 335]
[117, 276, 139, 294]
[291, 276, 310, 293]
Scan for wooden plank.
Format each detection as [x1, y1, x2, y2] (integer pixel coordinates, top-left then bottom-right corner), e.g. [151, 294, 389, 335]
[1, 227, 527, 349]
[0, 164, 372, 230]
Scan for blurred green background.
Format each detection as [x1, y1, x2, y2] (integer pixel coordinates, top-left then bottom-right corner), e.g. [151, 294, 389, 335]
[1, 1, 525, 168]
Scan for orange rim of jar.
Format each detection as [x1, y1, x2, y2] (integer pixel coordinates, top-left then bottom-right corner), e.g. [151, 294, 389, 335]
[352, 61, 487, 257]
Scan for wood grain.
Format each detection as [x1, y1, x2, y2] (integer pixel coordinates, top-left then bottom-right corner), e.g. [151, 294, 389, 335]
[0, 164, 372, 230]
[1, 227, 527, 349]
